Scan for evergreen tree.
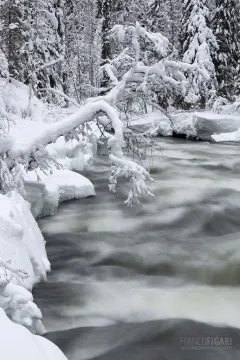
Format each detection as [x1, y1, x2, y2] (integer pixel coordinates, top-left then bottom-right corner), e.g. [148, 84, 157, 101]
[149, 0, 182, 48]
[213, 0, 240, 99]
[180, 0, 218, 107]
[0, 0, 28, 81]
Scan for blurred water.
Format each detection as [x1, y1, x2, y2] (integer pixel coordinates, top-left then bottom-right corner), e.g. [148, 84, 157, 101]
[34, 138, 240, 360]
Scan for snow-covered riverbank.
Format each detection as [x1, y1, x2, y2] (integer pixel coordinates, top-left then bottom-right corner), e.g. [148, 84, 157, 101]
[131, 110, 240, 142]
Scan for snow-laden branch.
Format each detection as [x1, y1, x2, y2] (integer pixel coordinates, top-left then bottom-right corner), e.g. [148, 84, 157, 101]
[109, 154, 155, 206]
[0, 259, 29, 286]
[8, 100, 124, 160]
[35, 56, 64, 72]
[88, 22, 207, 110]
[39, 88, 81, 108]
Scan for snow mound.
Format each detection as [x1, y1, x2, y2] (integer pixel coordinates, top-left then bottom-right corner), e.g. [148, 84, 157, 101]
[0, 308, 67, 360]
[0, 191, 50, 288]
[212, 127, 240, 142]
[0, 191, 50, 333]
[25, 170, 95, 218]
[130, 111, 173, 136]
[193, 112, 240, 141]
[172, 112, 197, 138]
[0, 78, 48, 124]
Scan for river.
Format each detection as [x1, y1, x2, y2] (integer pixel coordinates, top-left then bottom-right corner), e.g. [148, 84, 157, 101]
[34, 138, 240, 359]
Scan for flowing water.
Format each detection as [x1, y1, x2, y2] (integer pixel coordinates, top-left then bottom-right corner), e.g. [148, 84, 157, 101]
[34, 138, 240, 359]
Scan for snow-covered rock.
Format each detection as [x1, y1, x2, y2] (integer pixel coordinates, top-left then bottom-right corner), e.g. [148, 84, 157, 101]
[0, 308, 67, 360]
[41, 170, 95, 217]
[25, 170, 95, 218]
[161, 112, 240, 141]
[171, 112, 197, 138]
[130, 111, 173, 136]
[212, 127, 240, 142]
[193, 112, 240, 141]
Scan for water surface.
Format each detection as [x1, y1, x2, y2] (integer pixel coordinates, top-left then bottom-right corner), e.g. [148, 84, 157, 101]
[34, 138, 240, 359]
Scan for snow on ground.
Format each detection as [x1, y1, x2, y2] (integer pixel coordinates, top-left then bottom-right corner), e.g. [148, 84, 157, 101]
[130, 111, 173, 136]
[0, 78, 48, 125]
[130, 109, 240, 142]
[25, 169, 95, 218]
[193, 112, 240, 141]
[0, 191, 50, 334]
[0, 308, 67, 360]
[212, 127, 240, 142]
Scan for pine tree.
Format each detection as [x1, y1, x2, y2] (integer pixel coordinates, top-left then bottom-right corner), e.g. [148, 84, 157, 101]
[149, 0, 172, 40]
[0, 0, 28, 81]
[180, 0, 218, 107]
[213, 0, 240, 99]
[65, 0, 101, 100]
[149, 0, 182, 48]
[0, 50, 8, 78]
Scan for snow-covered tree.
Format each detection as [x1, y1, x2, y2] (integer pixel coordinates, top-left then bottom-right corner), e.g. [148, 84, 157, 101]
[91, 22, 206, 116]
[180, 0, 218, 107]
[0, 50, 8, 78]
[213, 0, 240, 99]
[65, 0, 101, 101]
[0, 0, 28, 81]
[0, 0, 66, 103]
[149, 0, 182, 49]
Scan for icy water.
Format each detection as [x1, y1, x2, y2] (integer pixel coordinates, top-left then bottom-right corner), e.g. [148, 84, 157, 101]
[34, 138, 240, 360]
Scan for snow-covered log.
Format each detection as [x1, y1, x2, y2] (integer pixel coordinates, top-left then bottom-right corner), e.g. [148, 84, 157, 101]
[8, 100, 124, 160]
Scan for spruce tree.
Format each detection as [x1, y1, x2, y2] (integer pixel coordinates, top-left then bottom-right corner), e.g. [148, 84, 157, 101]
[180, 0, 218, 107]
[0, 0, 28, 81]
[149, 0, 182, 48]
[213, 0, 240, 99]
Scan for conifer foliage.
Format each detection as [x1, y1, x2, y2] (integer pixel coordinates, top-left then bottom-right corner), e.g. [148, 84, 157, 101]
[213, 0, 240, 99]
[180, 0, 218, 106]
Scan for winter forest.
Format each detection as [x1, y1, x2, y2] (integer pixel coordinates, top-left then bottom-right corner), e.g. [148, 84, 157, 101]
[0, 0, 240, 359]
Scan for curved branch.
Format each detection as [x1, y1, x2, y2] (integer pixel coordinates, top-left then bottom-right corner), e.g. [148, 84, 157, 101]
[9, 100, 124, 160]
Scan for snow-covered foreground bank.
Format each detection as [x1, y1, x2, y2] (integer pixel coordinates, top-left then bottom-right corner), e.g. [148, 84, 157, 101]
[0, 308, 67, 360]
[0, 191, 68, 359]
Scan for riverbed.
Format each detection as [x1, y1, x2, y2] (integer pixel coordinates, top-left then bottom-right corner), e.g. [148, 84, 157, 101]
[34, 138, 240, 359]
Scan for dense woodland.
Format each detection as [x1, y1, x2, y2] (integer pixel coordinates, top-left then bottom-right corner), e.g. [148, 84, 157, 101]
[0, 0, 239, 112]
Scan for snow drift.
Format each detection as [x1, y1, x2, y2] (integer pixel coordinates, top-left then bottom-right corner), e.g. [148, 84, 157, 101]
[0, 191, 50, 334]
[0, 308, 67, 360]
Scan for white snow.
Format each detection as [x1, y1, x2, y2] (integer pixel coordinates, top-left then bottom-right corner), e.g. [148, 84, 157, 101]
[193, 112, 240, 140]
[212, 127, 240, 142]
[0, 191, 50, 289]
[25, 170, 95, 218]
[7, 100, 123, 161]
[0, 308, 67, 360]
[0, 191, 50, 334]
[130, 111, 173, 136]
[131, 110, 240, 141]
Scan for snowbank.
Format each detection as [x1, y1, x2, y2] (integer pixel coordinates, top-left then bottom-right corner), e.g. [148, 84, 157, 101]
[0, 78, 48, 125]
[0, 308, 67, 360]
[193, 112, 240, 141]
[132, 111, 240, 141]
[0, 191, 50, 288]
[25, 170, 95, 218]
[0, 191, 50, 333]
[130, 111, 173, 136]
[211, 127, 240, 142]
